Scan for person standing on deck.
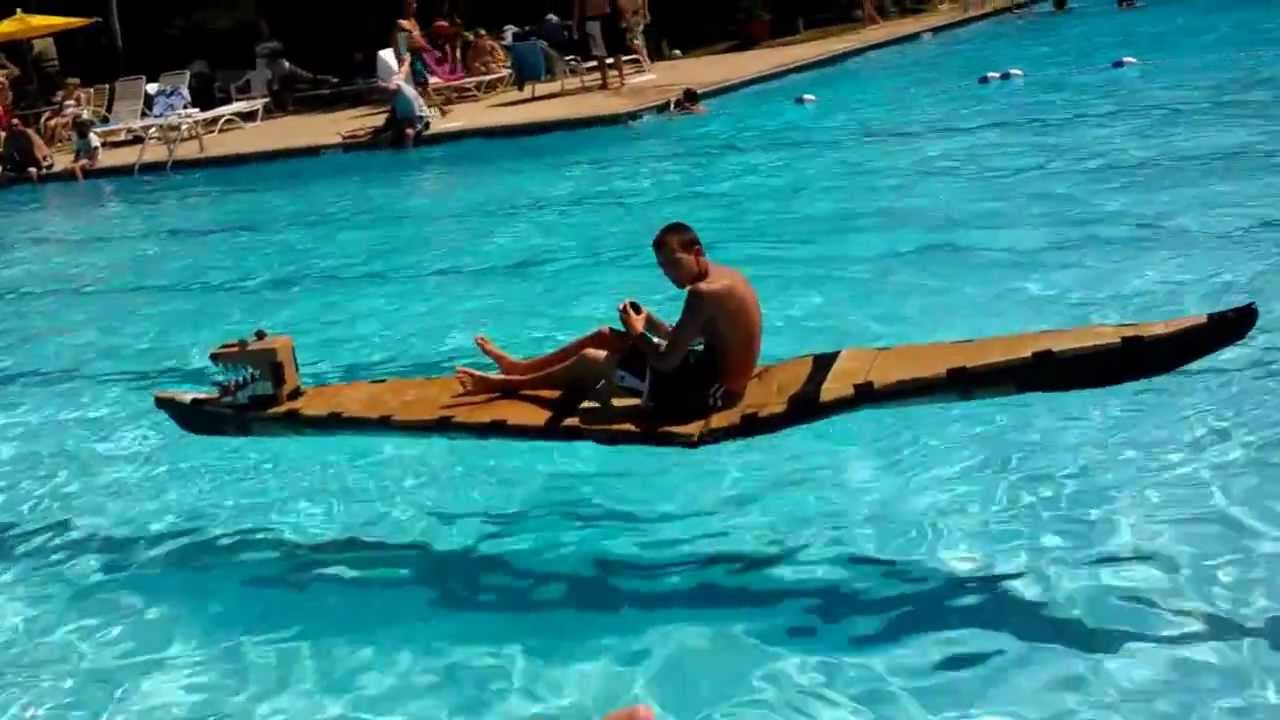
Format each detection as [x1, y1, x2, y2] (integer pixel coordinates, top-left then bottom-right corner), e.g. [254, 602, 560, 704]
[393, 0, 434, 91]
[575, 0, 628, 89]
[863, 0, 883, 26]
[616, 0, 651, 67]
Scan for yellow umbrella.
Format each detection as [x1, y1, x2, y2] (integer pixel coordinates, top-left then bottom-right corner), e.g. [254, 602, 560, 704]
[0, 9, 100, 44]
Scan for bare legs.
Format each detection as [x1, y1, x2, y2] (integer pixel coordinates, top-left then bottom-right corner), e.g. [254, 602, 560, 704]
[597, 55, 627, 89]
[457, 327, 630, 396]
[475, 327, 626, 374]
[69, 159, 94, 182]
[863, 0, 884, 25]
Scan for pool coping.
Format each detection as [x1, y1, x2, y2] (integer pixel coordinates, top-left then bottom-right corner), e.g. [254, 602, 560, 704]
[1, 1, 1031, 190]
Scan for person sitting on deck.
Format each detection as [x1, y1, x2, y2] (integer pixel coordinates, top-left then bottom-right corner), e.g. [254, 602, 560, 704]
[539, 14, 576, 56]
[456, 222, 764, 417]
[39, 77, 84, 146]
[67, 116, 102, 182]
[2, 116, 54, 183]
[426, 19, 467, 82]
[465, 29, 509, 76]
[255, 19, 338, 111]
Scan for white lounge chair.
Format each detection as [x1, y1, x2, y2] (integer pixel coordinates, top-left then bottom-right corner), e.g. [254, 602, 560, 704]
[93, 75, 147, 143]
[130, 70, 207, 171]
[194, 99, 268, 136]
[133, 114, 206, 174]
[563, 53, 650, 78]
[155, 70, 191, 92]
[88, 83, 110, 118]
[426, 70, 512, 103]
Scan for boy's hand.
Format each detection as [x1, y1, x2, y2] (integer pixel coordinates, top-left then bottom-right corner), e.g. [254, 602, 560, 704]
[619, 300, 647, 336]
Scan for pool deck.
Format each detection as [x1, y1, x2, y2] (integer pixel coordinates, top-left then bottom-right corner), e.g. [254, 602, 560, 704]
[11, 0, 1022, 186]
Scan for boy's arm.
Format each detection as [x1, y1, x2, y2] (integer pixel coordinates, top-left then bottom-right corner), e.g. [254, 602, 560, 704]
[644, 312, 672, 339]
[632, 290, 707, 371]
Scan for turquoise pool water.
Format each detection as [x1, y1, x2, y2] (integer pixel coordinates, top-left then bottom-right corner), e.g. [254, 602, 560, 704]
[2, 0, 1279, 717]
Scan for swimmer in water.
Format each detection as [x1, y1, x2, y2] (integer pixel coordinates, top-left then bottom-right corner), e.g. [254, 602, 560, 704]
[1053, 0, 1069, 10]
[668, 87, 706, 115]
[1117, 0, 1138, 7]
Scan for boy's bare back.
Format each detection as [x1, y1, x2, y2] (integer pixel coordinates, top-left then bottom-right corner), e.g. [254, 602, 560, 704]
[686, 262, 762, 394]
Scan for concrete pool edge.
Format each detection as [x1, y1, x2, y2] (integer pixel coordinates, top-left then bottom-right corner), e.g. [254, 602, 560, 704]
[1, 1, 1034, 189]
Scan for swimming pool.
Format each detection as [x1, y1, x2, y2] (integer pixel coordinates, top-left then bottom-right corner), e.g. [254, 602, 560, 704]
[2, 0, 1278, 716]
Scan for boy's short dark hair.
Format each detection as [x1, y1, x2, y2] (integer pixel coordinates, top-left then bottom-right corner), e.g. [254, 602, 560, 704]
[653, 222, 703, 253]
[682, 87, 700, 104]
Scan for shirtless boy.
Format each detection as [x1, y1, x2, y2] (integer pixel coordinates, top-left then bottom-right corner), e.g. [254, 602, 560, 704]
[456, 222, 763, 415]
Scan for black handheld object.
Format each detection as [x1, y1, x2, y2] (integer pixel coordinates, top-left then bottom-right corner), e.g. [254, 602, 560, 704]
[627, 301, 643, 315]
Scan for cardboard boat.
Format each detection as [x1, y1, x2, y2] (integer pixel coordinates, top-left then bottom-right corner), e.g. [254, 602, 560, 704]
[153, 302, 1258, 448]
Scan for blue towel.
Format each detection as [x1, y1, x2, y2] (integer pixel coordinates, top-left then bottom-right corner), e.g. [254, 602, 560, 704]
[509, 41, 547, 91]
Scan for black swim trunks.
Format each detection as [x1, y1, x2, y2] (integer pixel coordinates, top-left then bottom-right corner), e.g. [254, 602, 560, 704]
[614, 342, 733, 414]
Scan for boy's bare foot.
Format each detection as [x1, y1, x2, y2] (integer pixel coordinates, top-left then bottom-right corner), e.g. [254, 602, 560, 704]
[474, 335, 525, 374]
[455, 367, 511, 396]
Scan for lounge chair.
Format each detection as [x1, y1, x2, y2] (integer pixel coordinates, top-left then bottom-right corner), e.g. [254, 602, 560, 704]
[194, 99, 269, 136]
[563, 53, 651, 80]
[88, 83, 110, 118]
[90, 74, 199, 146]
[128, 71, 206, 170]
[155, 70, 191, 93]
[93, 75, 146, 143]
[425, 70, 512, 104]
[133, 114, 205, 174]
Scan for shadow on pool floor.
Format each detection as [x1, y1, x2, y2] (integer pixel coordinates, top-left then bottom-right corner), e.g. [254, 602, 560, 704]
[3, 517, 1276, 661]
